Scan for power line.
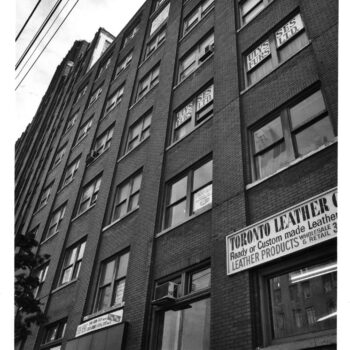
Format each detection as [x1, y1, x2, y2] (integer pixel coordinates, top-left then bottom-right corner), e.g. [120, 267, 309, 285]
[15, 0, 81, 91]
[16, 0, 73, 80]
[15, 0, 42, 42]
[16, 0, 64, 70]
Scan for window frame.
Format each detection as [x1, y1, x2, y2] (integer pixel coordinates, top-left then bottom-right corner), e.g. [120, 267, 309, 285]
[93, 250, 130, 313]
[238, 0, 273, 27]
[103, 85, 124, 117]
[249, 87, 336, 181]
[42, 319, 67, 347]
[149, 3, 170, 37]
[163, 157, 213, 229]
[36, 182, 53, 211]
[115, 51, 133, 78]
[58, 240, 86, 286]
[51, 144, 67, 170]
[111, 170, 143, 222]
[61, 156, 80, 188]
[122, 21, 140, 48]
[96, 55, 112, 80]
[87, 85, 103, 108]
[76, 175, 102, 215]
[136, 65, 160, 101]
[93, 125, 114, 157]
[75, 118, 93, 145]
[145, 26, 167, 59]
[64, 111, 79, 134]
[33, 262, 49, 298]
[43, 204, 66, 241]
[74, 84, 88, 104]
[125, 111, 152, 154]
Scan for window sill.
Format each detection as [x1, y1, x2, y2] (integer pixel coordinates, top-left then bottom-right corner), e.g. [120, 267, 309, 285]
[117, 136, 150, 163]
[179, 6, 214, 43]
[62, 127, 74, 138]
[114, 66, 130, 81]
[150, 1, 169, 19]
[102, 207, 140, 232]
[173, 54, 213, 90]
[86, 148, 109, 168]
[71, 204, 97, 222]
[83, 303, 125, 322]
[129, 83, 159, 110]
[48, 161, 63, 174]
[139, 41, 166, 69]
[100, 104, 120, 122]
[156, 206, 212, 238]
[246, 139, 337, 190]
[262, 331, 336, 350]
[40, 232, 59, 246]
[240, 42, 312, 95]
[236, 0, 275, 34]
[32, 204, 47, 217]
[72, 134, 89, 150]
[166, 116, 212, 151]
[51, 279, 78, 294]
[56, 179, 74, 194]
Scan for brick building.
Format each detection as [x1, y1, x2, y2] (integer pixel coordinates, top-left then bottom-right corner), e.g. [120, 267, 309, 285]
[15, 0, 338, 349]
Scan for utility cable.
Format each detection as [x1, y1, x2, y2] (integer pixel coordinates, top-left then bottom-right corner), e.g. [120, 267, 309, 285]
[15, 0, 80, 91]
[16, 0, 64, 70]
[16, 0, 72, 80]
[15, 0, 42, 42]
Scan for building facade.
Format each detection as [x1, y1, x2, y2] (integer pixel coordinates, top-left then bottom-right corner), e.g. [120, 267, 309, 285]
[15, 0, 338, 349]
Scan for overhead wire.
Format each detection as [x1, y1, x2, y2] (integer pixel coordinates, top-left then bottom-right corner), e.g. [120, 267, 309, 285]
[15, 0, 42, 42]
[16, 0, 73, 80]
[15, 0, 81, 91]
[16, 0, 64, 70]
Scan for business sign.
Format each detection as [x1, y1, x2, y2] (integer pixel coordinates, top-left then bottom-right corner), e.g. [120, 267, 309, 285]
[76, 310, 123, 337]
[193, 185, 212, 212]
[275, 14, 304, 48]
[226, 188, 337, 275]
[246, 40, 271, 71]
[150, 3, 170, 35]
[196, 85, 214, 111]
[175, 102, 194, 128]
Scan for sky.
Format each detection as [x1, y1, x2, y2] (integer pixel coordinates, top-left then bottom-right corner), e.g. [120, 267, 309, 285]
[15, 0, 146, 140]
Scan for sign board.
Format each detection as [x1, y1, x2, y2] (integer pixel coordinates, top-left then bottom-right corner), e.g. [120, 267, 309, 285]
[76, 310, 123, 337]
[193, 185, 212, 212]
[226, 188, 337, 275]
[196, 85, 214, 111]
[275, 14, 304, 48]
[150, 4, 170, 35]
[175, 102, 193, 128]
[246, 40, 271, 71]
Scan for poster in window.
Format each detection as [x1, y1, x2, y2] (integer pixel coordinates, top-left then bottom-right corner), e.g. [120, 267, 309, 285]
[193, 185, 212, 212]
[247, 40, 271, 71]
[175, 102, 194, 128]
[196, 85, 214, 111]
[150, 4, 170, 35]
[275, 14, 304, 48]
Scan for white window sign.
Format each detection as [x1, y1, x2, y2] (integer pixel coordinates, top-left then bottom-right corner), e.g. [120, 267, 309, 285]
[175, 102, 194, 128]
[150, 3, 170, 36]
[275, 14, 304, 48]
[75, 310, 123, 337]
[246, 40, 271, 71]
[196, 85, 214, 111]
[226, 188, 337, 275]
[193, 185, 212, 212]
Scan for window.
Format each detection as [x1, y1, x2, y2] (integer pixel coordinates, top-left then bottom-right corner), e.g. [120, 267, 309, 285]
[87, 86, 103, 108]
[178, 33, 214, 82]
[239, 0, 273, 26]
[150, 3, 170, 36]
[153, 0, 166, 12]
[61, 157, 80, 188]
[75, 118, 93, 144]
[172, 84, 213, 143]
[33, 263, 49, 298]
[74, 84, 88, 104]
[76, 175, 102, 215]
[145, 27, 166, 59]
[115, 51, 133, 77]
[36, 182, 53, 210]
[51, 145, 66, 170]
[92, 125, 114, 157]
[266, 260, 336, 341]
[104, 85, 124, 117]
[153, 266, 211, 350]
[126, 111, 152, 153]
[27, 225, 40, 241]
[164, 158, 212, 229]
[183, 0, 214, 36]
[245, 13, 309, 86]
[123, 22, 140, 47]
[251, 89, 335, 180]
[43, 204, 66, 241]
[111, 171, 142, 222]
[64, 111, 79, 134]
[93, 251, 130, 312]
[42, 319, 67, 347]
[59, 240, 86, 285]
[96, 55, 112, 79]
[136, 65, 160, 101]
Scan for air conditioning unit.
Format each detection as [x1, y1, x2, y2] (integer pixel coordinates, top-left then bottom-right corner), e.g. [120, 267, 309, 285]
[199, 43, 214, 62]
[152, 282, 178, 305]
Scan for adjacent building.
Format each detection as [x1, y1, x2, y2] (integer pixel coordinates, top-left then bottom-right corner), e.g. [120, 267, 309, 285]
[15, 0, 338, 349]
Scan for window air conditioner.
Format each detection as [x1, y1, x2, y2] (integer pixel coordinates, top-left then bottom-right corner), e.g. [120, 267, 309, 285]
[199, 43, 214, 62]
[152, 282, 178, 305]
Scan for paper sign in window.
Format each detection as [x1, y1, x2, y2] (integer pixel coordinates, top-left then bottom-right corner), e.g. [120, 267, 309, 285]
[175, 102, 194, 128]
[193, 185, 212, 212]
[196, 85, 214, 111]
[246, 40, 271, 71]
[275, 14, 304, 48]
